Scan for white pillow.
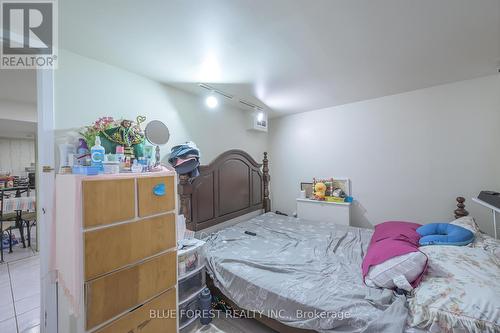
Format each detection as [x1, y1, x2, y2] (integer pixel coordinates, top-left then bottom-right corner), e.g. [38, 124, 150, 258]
[450, 216, 480, 235]
[365, 251, 428, 290]
[450, 216, 480, 247]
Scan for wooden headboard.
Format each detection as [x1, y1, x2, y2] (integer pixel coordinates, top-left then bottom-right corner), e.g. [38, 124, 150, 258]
[178, 150, 270, 231]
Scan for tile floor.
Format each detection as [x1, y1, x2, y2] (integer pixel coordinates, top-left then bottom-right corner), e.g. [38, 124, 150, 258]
[1, 226, 37, 264]
[1, 245, 37, 264]
[0, 241, 40, 333]
[1, 226, 270, 333]
[0, 255, 275, 333]
[185, 315, 277, 333]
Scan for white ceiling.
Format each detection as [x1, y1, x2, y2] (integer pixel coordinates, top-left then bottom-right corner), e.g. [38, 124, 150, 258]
[60, 0, 500, 117]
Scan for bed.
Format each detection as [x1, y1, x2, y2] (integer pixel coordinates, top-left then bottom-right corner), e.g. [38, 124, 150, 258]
[178, 150, 500, 333]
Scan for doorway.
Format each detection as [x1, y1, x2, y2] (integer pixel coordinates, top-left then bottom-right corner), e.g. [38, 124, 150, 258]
[0, 70, 40, 333]
[0, 68, 57, 333]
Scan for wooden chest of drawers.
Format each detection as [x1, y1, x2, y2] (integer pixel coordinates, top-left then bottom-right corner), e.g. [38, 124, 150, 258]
[55, 170, 178, 333]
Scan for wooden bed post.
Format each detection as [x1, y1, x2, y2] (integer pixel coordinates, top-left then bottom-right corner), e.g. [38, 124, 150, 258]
[263, 152, 271, 212]
[178, 174, 195, 230]
[454, 196, 469, 219]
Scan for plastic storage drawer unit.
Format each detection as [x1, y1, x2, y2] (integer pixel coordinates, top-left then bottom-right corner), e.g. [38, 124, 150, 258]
[179, 314, 201, 333]
[179, 293, 200, 329]
[178, 266, 206, 303]
[178, 239, 206, 277]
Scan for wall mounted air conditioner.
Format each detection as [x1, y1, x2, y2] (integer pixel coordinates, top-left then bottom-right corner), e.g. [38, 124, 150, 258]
[240, 99, 268, 133]
[250, 110, 268, 132]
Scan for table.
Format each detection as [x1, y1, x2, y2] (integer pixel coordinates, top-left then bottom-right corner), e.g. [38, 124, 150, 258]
[2, 195, 36, 213]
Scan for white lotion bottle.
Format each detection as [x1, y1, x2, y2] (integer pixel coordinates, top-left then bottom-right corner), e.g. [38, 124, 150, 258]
[91, 136, 105, 171]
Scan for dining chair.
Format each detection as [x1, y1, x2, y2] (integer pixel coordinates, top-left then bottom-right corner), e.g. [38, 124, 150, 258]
[0, 189, 19, 263]
[13, 187, 30, 249]
[21, 209, 36, 248]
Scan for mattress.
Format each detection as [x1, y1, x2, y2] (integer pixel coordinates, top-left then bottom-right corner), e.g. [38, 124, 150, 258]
[203, 212, 409, 333]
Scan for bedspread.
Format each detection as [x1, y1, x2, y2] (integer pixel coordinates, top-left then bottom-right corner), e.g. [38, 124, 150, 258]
[203, 213, 408, 333]
[408, 233, 500, 333]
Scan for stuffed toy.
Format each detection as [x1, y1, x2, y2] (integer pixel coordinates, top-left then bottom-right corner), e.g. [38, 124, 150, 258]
[314, 182, 327, 200]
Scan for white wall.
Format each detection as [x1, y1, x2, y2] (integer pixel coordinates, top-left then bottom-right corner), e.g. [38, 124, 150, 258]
[269, 75, 500, 236]
[54, 50, 267, 164]
[53, 50, 500, 236]
[0, 100, 37, 138]
[0, 138, 35, 176]
[0, 99, 36, 123]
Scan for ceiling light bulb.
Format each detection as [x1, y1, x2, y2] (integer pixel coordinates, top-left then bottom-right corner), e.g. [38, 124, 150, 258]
[206, 94, 218, 108]
[257, 112, 264, 122]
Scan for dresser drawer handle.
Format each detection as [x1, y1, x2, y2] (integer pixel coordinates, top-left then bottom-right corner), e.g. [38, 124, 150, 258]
[153, 183, 166, 196]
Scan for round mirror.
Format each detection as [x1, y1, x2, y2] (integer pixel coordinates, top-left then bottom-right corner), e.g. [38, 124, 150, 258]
[145, 120, 170, 145]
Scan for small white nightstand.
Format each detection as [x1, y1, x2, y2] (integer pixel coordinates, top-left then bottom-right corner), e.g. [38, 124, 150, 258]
[296, 198, 351, 225]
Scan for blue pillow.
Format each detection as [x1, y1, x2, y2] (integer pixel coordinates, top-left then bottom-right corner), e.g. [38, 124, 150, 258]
[416, 223, 474, 246]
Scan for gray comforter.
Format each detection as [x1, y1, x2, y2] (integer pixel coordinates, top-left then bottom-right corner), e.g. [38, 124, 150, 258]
[203, 212, 409, 333]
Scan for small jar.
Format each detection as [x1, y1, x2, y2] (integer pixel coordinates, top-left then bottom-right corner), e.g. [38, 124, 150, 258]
[103, 161, 120, 174]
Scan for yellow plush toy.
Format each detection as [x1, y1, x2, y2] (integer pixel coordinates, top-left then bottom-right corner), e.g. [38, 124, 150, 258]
[314, 182, 327, 200]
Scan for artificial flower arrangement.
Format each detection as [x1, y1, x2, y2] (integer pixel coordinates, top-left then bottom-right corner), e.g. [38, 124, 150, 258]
[79, 116, 116, 148]
[79, 116, 146, 157]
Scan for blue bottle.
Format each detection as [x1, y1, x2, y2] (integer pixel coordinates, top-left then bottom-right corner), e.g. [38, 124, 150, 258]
[91, 136, 105, 172]
[199, 287, 212, 325]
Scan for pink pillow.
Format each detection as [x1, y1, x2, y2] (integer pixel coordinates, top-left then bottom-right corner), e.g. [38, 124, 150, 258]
[362, 221, 427, 288]
[370, 221, 422, 244]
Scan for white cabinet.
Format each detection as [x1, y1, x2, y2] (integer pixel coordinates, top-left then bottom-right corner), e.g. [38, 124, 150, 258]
[296, 198, 351, 226]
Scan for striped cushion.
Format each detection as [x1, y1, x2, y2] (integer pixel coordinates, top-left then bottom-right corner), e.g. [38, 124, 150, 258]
[365, 251, 428, 289]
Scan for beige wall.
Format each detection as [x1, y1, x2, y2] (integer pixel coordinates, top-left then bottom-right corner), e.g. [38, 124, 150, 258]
[54, 50, 268, 164]
[269, 75, 500, 236]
